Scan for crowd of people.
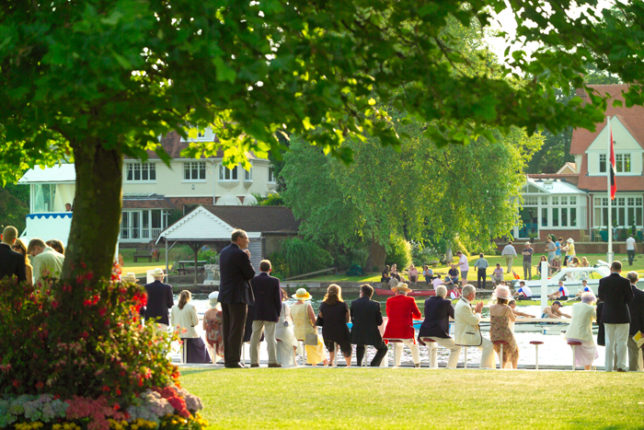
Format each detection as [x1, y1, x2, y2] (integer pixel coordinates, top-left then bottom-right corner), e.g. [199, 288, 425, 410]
[0, 225, 65, 286]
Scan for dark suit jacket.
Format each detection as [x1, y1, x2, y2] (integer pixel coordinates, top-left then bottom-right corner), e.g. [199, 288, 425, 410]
[598, 273, 633, 324]
[350, 296, 384, 346]
[250, 272, 281, 322]
[218, 243, 255, 304]
[628, 285, 644, 335]
[0, 243, 26, 282]
[143, 280, 174, 325]
[418, 296, 454, 339]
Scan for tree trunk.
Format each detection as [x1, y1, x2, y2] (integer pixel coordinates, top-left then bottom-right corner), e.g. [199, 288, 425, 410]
[62, 141, 122, 280]
[365, 239, 386, 272]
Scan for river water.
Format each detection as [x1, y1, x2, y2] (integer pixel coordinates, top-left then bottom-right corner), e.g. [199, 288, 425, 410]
[170, 295, 608, 369]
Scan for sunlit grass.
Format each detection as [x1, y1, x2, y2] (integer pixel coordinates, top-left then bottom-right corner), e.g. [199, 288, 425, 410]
[180, 367, 644, 429]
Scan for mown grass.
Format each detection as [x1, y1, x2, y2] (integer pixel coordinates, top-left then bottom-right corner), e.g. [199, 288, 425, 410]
[180, 368, 644, 429]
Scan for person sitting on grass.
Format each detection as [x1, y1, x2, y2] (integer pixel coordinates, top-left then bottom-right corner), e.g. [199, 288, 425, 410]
[542, 301, 571, 319]
[548, 280, 569, 300]
[492, 264, 504, 286]
[423, 265, 434, 285]
[513, 281, 532, 300]
[448, 264, 459, 285]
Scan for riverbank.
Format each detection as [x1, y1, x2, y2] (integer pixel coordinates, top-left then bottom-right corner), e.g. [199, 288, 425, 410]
[180, 368, 644, 429]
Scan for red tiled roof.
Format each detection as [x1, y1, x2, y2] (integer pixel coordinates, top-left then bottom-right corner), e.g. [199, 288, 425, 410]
[202, 205, 299, 233]
[570, 84, 644, 155]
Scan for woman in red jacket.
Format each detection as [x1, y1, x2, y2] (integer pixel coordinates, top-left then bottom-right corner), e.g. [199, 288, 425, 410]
[383, 282, 422, 367]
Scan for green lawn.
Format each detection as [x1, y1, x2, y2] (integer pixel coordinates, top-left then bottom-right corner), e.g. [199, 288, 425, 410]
[303, 253, 644, 283]
[180, 368, 644, 429]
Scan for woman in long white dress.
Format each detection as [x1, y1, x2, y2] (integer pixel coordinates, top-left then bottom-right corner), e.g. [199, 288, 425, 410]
[275, 289, 297, 367]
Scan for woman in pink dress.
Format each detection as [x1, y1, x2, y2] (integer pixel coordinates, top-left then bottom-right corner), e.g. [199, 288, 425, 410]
[203, 291, 224, 363]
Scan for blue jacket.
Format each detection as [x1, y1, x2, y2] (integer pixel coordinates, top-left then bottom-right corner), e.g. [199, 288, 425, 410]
[250, 272, 282, 322]
[218, 243, 255, 304]
[418, 296, 454, 339]
[143, 280, 174, 325]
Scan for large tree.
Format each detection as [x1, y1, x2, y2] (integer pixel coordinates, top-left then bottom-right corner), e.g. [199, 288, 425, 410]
[0, 0, 642, 280]
[281, 122, 542, 268]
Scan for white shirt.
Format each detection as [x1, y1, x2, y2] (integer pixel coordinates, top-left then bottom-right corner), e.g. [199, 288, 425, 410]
[432, 277, 443, 289]
[626, 237, 636, 251]
[518, 285, 532, 297]
[458, 254, 469, 271]
[170, 302, 199, 338]
[501, 244, 517, 256]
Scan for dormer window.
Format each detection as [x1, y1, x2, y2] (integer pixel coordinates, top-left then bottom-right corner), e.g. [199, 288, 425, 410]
[599, 154, 606, 173]
[616, 153, 631, 173]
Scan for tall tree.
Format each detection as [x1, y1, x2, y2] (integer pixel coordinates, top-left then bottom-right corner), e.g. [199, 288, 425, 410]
[0, 1, 642, 280]
[281, 123, 543, 267]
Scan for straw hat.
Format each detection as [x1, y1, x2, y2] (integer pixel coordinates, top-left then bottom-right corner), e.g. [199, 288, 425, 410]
[567, 238, 574, 243]
[151, 268, 165, 279]
[493, 285, 511, 300]
[392, 282, 412, 293]
[292, 288, 312, 301]
[121, 272, 139, 283]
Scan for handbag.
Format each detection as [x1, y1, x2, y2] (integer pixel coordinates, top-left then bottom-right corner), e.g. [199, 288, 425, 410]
[304, 332, 319, 346]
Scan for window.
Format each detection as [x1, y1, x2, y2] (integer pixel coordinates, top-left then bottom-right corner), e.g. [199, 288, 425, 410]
[121, 209, 168, 241]
[219, 165, 238, 181]
[244, 166, 253, 181]
[616, 153, 631, 173]
[33, 184, 56, 212]
[599, 154, 606, 173]
[268, 167, 276, 184]
[594, 194, 643, 228]
[184, 161, 206, 181]
[545, 194, 581, 229]
[126, 162, 156, 182]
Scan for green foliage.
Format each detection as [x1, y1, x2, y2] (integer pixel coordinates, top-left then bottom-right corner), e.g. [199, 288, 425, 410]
[255, 193, 285, 206]
[197, 248, 218, 264]
[0, 183, 29, 232]
[386, 236, 411, 269]
[0, 276, 178, 403]
[270, 238, 333, 278]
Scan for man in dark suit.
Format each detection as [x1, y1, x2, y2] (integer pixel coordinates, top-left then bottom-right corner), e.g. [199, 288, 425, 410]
[0, 226, 26, 282]
[249, 259, 282, 368]
[598, 260, 633, 372]
[350, 284, 387, 366]
[142, 268, 173, 330]
[626, 271, 644, 371]
[418, 285, 461, 368]
[218, 229, 256, 368]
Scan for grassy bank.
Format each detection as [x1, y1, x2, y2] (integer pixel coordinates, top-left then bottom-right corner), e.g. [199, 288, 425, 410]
[180, 368, 644, 429]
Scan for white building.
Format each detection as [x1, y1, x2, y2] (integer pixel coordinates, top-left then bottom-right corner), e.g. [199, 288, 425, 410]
[18, 130, 279, 245]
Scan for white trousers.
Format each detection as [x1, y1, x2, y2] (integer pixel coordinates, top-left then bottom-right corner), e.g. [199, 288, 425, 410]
[426, 337, 461, 369]
[479, 337, 495, 369]
[393, 339, 420, 367]
[250, 320, 277, 365]
[604, 323, 629, 371]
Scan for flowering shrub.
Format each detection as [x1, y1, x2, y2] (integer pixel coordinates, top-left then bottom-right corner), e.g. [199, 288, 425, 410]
[0, 272, 206, 429]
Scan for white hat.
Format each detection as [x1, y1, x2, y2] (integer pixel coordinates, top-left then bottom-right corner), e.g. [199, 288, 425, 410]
[151, 268, 165, 279]
[567, 238, 574, 243]
[292, 288, 312, 300]
[121, 272, 139, 283]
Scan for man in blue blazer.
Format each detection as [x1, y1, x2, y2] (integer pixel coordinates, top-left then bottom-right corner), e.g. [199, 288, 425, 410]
[249, 259, 282, 367]
[418, 285, 461, 368]
[626, 271, 644, 371]
[142, 268, 173, 330]
[350, 284, 388, 366]
[218, 229, 256, 368]
[598, 261, 633, 372]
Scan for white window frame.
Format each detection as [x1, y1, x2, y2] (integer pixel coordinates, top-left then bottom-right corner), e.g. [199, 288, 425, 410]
[268, 166, 276, 184]
[184, 161, 206, 181]
[244, 164, 253, 182]
[593, 194, 643, 228]
[615, 153, 631, 174]
[219, 164, 238, 182]
[125, 162, 156, 183]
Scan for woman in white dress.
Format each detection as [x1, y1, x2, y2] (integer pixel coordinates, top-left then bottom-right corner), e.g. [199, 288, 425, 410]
[275, 289, 297, 367]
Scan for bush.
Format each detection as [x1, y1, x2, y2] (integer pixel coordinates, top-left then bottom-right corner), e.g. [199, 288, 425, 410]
[0, 268, 205, 429]
[386, 235, 411, 269]
[197, 248, 218, 264]
[270, 238, 333, 278]
[333, 246, 369, 271]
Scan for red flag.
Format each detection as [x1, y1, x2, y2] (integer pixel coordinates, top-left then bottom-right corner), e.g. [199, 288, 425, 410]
[609, 124, 616, 200]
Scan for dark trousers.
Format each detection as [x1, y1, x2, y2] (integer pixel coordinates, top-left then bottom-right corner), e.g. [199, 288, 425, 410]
[627, 250, 635, 265]
[356, 339, 388, 367]
[477, 268, 487, 290]
[222, 303, 248, 366]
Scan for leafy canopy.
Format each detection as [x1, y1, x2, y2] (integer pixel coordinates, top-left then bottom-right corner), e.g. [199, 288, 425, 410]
[1, 0, 641, 182]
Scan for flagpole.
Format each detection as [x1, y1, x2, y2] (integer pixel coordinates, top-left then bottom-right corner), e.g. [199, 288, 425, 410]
[607, 116, 613, 264]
